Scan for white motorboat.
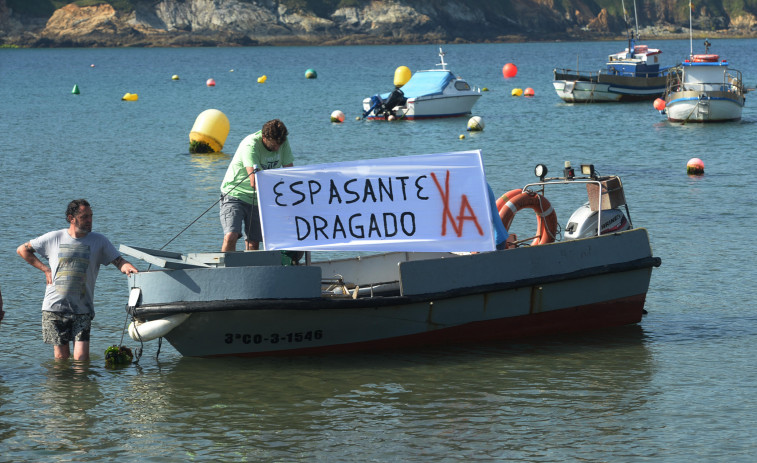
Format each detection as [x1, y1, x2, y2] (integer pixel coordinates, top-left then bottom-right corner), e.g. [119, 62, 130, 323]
[362, 47, 481, 120]
[121, 157, 661, 358]
[661, 40, 745, 123]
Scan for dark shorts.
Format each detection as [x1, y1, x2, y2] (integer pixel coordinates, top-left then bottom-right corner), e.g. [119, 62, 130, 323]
[42, 311, 93, 345]
[220, 195, 262, 243]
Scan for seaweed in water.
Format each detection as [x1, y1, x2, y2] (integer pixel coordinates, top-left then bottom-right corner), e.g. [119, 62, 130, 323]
[104, 345, 133, 368]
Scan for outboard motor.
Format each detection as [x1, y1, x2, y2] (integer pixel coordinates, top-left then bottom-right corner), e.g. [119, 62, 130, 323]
[564, 202, 630, 240]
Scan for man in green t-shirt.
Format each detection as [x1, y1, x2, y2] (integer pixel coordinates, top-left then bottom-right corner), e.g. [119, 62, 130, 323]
[220, 119, 294, 251]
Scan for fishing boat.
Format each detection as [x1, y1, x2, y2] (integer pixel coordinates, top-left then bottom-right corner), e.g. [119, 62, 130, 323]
[120, 153, 661, 358]
[660, 39, 745, 123]
[553, 35, 671, 103]
[361, 47, 481, 120]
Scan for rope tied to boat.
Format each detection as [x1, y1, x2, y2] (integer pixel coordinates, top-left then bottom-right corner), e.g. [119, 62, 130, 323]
[159, 166, 260, 251]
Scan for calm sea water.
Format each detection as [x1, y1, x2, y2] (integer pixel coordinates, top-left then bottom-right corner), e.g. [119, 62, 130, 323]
[2, 40, 757, 461]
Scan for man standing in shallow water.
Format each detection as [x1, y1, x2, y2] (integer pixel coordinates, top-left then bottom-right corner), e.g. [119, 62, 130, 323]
[17, 199, 138, 361]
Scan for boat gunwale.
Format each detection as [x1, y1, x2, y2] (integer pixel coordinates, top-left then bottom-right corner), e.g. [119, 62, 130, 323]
[130, 255, 661, 317]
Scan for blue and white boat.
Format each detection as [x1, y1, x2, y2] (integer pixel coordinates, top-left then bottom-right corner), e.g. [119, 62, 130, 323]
[362, 48, 481, 120]
[661, 40, 745, 123]
[553, 36, 671, 103]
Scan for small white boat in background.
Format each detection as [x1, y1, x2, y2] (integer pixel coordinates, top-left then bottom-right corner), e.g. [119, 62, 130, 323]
[362, 47, 481, 120]
[662, 39, 746, 123]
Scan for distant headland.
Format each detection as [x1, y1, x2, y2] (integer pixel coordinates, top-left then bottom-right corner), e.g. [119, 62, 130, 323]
[2, 0, 756, 48]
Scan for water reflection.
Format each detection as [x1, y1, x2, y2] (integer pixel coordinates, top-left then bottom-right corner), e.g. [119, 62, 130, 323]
[188, 151, 230, 174]
[112, 326, 653, 460]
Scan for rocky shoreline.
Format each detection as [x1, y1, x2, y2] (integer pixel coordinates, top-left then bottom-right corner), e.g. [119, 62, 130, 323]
[1, 1, 756, 48]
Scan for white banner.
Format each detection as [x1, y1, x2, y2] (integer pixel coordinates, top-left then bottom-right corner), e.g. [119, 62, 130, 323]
[256, 150, 495, 252]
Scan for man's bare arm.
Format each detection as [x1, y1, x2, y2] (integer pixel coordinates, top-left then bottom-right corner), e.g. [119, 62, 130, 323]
[17, 242, 53, 284]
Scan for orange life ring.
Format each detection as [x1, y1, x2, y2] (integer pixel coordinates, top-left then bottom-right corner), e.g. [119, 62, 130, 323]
[495, 188, 523, 211]
[498, 191, 558, 245]
[692, 54, 719, 63]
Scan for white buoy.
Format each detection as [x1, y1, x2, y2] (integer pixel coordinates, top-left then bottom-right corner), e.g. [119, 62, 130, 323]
[330, 110, 345, 123]
[467, 116, 484, 131]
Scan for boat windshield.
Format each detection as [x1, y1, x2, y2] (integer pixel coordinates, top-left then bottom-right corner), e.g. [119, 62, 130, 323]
[397, 71, 454, 98]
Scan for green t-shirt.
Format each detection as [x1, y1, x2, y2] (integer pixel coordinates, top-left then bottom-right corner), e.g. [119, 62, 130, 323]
[220, 131, 294, 205]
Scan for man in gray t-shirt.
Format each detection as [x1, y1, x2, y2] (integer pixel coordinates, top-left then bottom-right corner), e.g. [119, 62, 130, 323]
[17, 199, 138, 361]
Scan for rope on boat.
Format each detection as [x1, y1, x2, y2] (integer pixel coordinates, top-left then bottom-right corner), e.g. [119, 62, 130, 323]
[158, 166, 260, 251]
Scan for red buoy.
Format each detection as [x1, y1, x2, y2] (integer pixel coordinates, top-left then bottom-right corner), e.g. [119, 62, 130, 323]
[502, 63, 518, 79]
[653, 98, 666, 111]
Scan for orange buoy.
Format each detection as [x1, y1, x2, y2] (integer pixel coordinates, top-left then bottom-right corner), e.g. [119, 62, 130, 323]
[502, 63, 518, 79]
[524, 87, 535, 97]
[206, 78, 216, 87]
[687, 158, 704, 175]
[654, 98, 666, 111]
[498, 191, 558, 245]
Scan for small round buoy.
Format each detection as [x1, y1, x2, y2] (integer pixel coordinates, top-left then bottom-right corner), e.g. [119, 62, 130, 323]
[229, 69, 234, 72]
[121, 93, 138, 101]
[524, 87, 535, 97]
[206, 78, 216, 87]
[482, 87, 489, 92]
[387, 115, 396, 121]
[654, 98, 666, 111]
[305, 69, 317, 79]
[71, 84, 80, 95]
[355, 116, 361, 121]
[330, 110, 345, 123]
[90, 64, 95, 68]
[257, 75, 267, 83]
[511, 88, 523, 97]
[687, 158, 705, 175]
[172, 75, 180, 81]
[394, 66, 412, 87]
[459, 134, 465, 139]
[467, 116, 484, 131]
[502, 63, 518, 79]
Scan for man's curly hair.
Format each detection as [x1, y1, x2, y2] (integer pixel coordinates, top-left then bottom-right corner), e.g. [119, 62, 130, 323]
[262, 119, 288, 145]
[66, 199, 91, 223]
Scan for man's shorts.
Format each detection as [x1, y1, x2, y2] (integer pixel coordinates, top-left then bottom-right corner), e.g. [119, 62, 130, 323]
[42, 311, 93, 345]
[220, 195, 262, 243]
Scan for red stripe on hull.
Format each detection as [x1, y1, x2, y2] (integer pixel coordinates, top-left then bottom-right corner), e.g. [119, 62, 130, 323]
[205, 294, 647, 358]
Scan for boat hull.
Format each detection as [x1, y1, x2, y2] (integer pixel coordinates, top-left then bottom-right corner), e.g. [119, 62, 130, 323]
[665, 90, 744, 122]
[127, 229, 660, 357]
[362, 94, 481, 120]
[553, 74, 667, 103]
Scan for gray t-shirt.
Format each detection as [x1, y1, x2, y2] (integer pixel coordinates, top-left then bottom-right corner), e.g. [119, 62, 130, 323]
[30, 229, 120, 315]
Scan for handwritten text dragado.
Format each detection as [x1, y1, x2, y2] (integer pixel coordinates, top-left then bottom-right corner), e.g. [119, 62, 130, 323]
[270, 175, 430, 241]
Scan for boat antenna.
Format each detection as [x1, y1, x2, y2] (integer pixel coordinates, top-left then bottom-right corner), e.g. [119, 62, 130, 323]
[633, 0, 640, 39]
[436, 46, 448, 71]
[689, 1, 693, 56]
[621, 0, 633, 56]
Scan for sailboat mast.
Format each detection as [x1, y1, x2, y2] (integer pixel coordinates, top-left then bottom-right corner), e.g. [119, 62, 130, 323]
[633, 0, 639, 38]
